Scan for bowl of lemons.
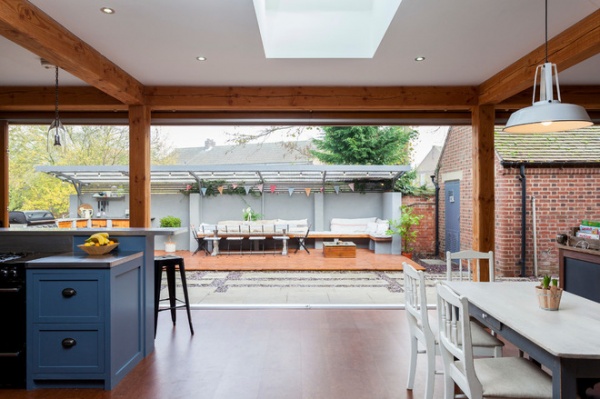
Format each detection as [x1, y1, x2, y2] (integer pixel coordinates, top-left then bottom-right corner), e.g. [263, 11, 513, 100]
[78, 233, 119, 255]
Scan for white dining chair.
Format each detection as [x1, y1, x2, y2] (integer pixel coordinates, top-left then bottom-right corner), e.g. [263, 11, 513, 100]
[436, 282, 552, 399]
[446, 250, 495, 282]
[403, 263, 504, 399]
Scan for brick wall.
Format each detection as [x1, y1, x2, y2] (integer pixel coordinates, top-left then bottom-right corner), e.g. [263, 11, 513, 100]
[403, 195, 436, 256]
[438, 126, 600, 278]
[496, 165, 600, 277]
[437, 126, 473, 253]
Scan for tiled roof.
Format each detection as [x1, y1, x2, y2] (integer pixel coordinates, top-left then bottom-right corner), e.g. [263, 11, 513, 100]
[494, 126, 600, 164]
[175, 141, 315, 165]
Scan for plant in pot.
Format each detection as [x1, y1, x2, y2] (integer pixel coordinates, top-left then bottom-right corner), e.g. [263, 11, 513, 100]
[535, 275, 562, 310]
[160, 216, 181, 253]
[387, 205, 423, 259]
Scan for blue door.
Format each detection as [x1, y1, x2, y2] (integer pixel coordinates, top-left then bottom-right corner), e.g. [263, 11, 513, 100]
[445, 180, 460, 254]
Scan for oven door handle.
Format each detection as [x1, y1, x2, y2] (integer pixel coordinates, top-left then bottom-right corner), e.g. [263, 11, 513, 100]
[0, 351, 22, 357]
[0, 287, 21, 294]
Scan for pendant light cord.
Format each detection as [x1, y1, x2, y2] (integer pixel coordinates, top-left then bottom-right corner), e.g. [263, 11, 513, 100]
[544, 0, 548, 63]
[54, 66, 59, 122]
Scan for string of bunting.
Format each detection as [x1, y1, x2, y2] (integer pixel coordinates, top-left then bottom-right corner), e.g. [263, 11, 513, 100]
[198, 183, 355, 196]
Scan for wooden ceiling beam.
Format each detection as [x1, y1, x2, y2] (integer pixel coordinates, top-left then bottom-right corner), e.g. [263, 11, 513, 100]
[479, 8, 600, 105]
[0, 0, 144, 105]
[0, 87, 125, 111]
[144, 86, 478, 111]
[497, 85, 600, 110]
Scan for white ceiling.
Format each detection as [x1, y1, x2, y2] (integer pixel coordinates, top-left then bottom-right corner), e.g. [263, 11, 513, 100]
[1, 0, 599, 90]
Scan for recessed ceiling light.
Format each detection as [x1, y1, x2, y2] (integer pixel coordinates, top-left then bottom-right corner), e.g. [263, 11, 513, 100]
[196, 56, 207, 61]
[100, 7, 115, 14]
[415, 56, 425, 62]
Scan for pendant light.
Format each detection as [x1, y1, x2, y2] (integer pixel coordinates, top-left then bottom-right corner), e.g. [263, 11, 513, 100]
[48, 65, 66, 149]
[503, 0, 592, 133]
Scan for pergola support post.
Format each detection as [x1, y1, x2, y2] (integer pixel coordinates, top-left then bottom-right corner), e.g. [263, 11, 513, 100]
[472, 105, 495, 281]
[0, 120, 8, 227]
[129, 105, 151, 227]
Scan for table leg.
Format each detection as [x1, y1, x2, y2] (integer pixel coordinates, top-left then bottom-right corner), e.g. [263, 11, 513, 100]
[282, 238, 288, 255]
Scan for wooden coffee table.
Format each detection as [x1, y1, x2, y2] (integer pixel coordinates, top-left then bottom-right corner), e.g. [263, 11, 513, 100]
[323, 241, 356, 258]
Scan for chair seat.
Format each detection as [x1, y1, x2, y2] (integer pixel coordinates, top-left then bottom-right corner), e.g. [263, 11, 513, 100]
[249, 236, 266, 240]
[456, 357, 552, 398]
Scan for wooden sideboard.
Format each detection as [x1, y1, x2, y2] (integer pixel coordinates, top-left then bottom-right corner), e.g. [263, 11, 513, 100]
[558, 244, 600, 303]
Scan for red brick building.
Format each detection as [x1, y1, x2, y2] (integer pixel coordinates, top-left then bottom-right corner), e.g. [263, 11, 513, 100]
[435, 126, 600, 277]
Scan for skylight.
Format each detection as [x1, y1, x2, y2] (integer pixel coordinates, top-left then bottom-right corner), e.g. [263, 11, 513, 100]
[253, 0, 402, 58]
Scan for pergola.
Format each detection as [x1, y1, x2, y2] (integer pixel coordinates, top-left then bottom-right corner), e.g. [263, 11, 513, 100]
[1, 1, 600, 265]
[36, 164, 409, 194]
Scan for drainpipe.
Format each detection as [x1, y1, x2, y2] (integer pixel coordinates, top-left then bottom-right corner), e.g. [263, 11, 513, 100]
[431, 174, 440, 257]
[519, 164, 526, 277]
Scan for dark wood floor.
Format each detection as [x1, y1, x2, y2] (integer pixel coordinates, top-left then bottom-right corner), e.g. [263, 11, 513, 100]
[0, 309, 453, 399]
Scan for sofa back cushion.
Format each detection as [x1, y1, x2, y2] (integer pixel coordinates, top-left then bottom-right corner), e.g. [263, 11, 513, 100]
[330, 217, 377, 233]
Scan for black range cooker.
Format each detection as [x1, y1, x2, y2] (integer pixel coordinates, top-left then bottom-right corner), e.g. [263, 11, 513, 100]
[0, 252, 50, 388]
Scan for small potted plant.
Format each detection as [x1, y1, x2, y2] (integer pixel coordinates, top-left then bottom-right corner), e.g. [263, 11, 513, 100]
[387, 205, 423, 259]
[160, 216, 181, 252]
[535, 275, 563, 310]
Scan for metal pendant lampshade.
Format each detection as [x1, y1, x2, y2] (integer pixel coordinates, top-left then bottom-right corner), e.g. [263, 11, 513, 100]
[503, 0, 593, 134]
[48, 65, 66, 149]
[503, 63, 592, 133]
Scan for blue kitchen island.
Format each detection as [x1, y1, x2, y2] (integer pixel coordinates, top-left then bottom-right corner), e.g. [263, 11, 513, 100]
[0, 227, 179, 390]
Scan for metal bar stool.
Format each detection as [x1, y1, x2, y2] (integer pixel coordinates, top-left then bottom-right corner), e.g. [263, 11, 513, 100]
[154, 255, 194, 337]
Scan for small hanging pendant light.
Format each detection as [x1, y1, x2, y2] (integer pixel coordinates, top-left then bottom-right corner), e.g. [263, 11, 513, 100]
[48, 65, 66, 150]
[503, 0, 592, 133]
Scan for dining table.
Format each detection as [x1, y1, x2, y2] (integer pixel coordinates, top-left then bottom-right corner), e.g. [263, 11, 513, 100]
[445, 281, 600, 399]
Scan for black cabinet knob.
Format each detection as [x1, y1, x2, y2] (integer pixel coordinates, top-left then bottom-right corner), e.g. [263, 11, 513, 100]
[62, 288, 77, 298]
[61, 338, 77, 348]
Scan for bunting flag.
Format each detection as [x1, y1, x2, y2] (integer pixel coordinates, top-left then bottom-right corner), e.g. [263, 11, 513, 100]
[258, 184, 264, 193]
[348, 183, 355, 191]
[320, 187, 324, 193]
[201, 187, 207, 196]
[270, 184, 276, 194]
[334, 185, 340, 194]
[288, 188, 294, 196]
[304, 188, 311, 197]
[232, 184, 238, 189]
[217, 185, 224, 195]
[244, 185, 251, 194]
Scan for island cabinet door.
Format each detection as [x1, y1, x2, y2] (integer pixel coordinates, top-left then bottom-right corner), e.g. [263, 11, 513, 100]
[28, 271, 106, 324]
[29, 324, 105, 375]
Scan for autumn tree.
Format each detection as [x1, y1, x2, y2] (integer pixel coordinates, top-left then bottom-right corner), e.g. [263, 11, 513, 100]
[8, 125, 176, 217]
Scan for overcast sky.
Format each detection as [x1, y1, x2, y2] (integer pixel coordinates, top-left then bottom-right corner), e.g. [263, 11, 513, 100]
[158, 125, 448, 166]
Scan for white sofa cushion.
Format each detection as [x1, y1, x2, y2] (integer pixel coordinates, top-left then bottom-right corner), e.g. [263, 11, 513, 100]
[330, 217, 377, 233]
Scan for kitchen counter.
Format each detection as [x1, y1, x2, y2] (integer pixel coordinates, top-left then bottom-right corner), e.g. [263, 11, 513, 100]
[27, 251, 143, 269]
[0, 228, 181, 373]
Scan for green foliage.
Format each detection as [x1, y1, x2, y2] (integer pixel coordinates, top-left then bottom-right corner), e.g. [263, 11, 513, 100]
[541, 275, 559, 289]
[242, 207, 261, 221]
[311, 126, 417, 165]
[387, 205, 423, 253]
[311, 126, 424, 194]
[541, 275, 552, 289]
[8, 125, 176, 217]
[159, 215, 181, 228]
